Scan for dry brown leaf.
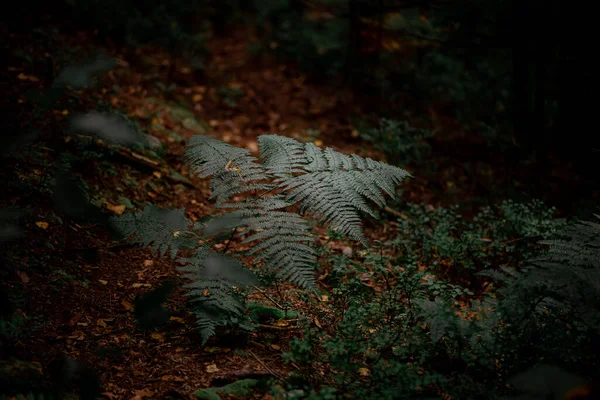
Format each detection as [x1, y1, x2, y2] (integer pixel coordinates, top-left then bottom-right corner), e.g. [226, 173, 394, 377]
[205, 364, 219, 373]
[17, 271, 29, 283]
[121, 300, 133, 311]
[131, 389, 154, 399]
[151, 333, 164, 342]
[98, 279, 108, 285]
[69, 312, 83, 326]
[161, 375, 185, 382]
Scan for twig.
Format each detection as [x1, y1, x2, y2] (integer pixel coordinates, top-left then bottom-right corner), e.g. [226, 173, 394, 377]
[247, 350, 283, 379]
[253, 286, 284, 310]
[258, 323, 301, 331]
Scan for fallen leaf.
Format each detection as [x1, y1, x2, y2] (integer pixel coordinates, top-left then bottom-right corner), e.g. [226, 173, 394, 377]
[106, 203, 126, 215]
[314, 317, 322, 329]
[17, 73, 39, 81]
[36, 221, 49, 229]
[204, 347, 229, 353]
[169, 316, 185, 323]
[151, 333, 164, 342]
[313, 139, 323, 147]
[161, 375, 185, 382]
[17, 271, 29, 283]
[98, 279, 108, 285]
[143, 260, 154, 267]
[69, 312, 83, 326]
[358, 368, 370, 376]
[68, 331, 86, 340]
[131, 389, 154, 399]
[205, 364, 219, 373]
[271, 344, 281, 350]
[97, 319, 108, 328]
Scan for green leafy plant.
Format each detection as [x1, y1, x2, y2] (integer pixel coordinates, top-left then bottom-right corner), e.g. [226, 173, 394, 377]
[392, 199, 564, 273]
[360, 118, 434, 164]
[111, 134, 410, 343]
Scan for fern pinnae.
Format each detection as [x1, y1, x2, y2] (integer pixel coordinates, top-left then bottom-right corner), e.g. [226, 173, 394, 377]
[110, 205, 190, 259]
[259, 134, 308, 176]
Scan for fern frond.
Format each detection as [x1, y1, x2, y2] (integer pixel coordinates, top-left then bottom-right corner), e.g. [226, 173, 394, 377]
[240, 209, 316, 288]
[110, 205, 190, 259]
[538, 221, 600, 268]
[259, 134, 411, 245]
[184, 135, 271, 205]
[178, 247, 257, 344]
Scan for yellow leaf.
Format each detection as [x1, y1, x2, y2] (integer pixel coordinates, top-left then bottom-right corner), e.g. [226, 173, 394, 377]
[151, 333, 164, 342]
[206, 364, 219, 373]
[97, 319, 107, 328]
[314, 317, 322, 329]
[153, 171, 162, 179]
[320, 294, 329, 302]
[169, 316, 185, 323]
[36, 221, 49, 229]
[106, 203, 126, 215]
[358, 368, 370, 376]
[313, 139, 323, 147]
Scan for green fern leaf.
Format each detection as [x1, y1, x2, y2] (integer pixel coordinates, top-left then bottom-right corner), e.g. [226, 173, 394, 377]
[110, 205, 190, 259]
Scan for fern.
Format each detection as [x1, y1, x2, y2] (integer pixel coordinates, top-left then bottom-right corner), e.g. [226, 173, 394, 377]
[110, 205, 190, 259]
[113, 134, 409, 343]
[185, 134, 410, 288]
[178, 246, 257, 344]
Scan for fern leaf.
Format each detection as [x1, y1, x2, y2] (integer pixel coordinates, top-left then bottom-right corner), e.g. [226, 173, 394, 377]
[240, 210, 316, 288]
[110, 205, 190, 259]
[259, 135, 410, 245]
[178, 247, 256, 345]
[184, 135, 271, 205]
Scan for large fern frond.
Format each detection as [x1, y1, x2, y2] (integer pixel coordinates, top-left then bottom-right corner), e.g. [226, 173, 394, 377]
[259, 134, 411, 245]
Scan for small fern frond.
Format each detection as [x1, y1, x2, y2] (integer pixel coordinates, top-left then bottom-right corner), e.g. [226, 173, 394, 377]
[110, 205, 190, 259]
[538, 221, 600, 268]
[178, 247, 257, 345]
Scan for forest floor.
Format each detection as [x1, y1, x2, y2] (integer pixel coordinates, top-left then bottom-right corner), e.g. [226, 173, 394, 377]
[1, 21, 597, 399]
